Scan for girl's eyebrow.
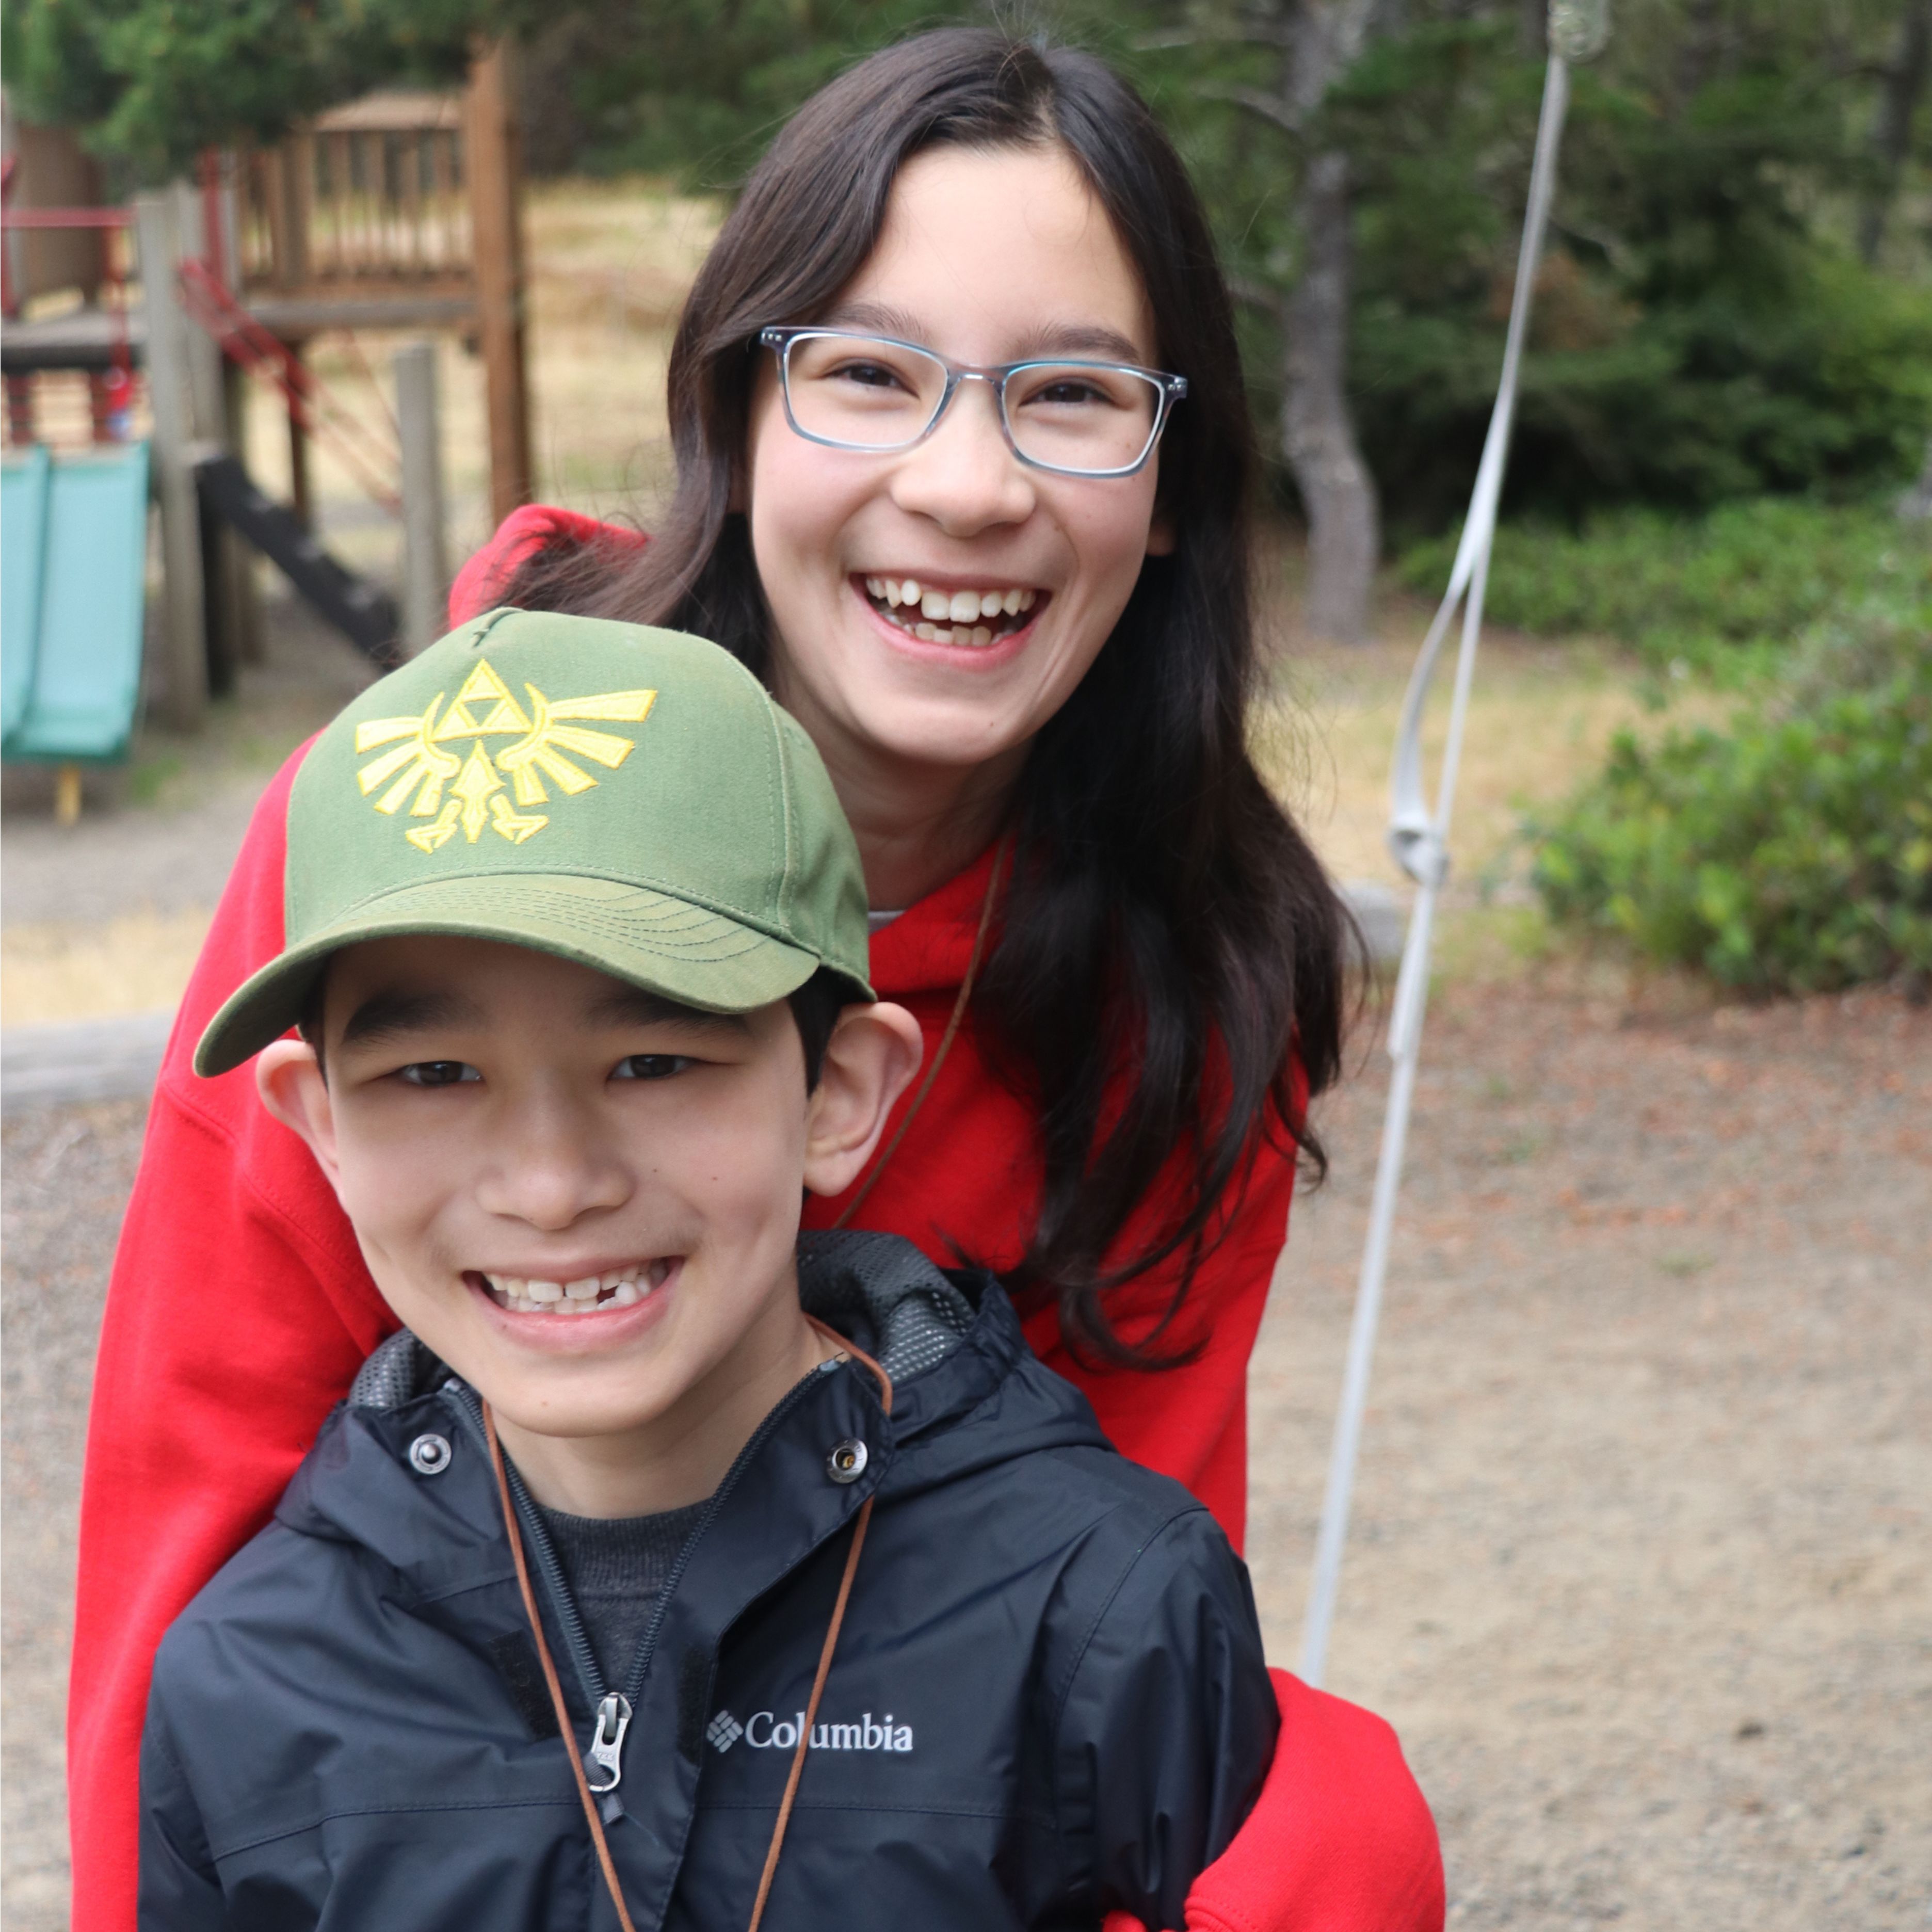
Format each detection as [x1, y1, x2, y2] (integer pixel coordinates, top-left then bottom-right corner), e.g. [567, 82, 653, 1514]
[816, 299, 1146, 367]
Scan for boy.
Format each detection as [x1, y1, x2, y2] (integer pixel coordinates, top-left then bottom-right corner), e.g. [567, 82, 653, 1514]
[139, 610, 1277, 1930]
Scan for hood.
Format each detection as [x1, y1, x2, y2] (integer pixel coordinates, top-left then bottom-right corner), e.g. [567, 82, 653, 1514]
[279, 1232, 1108, 1573]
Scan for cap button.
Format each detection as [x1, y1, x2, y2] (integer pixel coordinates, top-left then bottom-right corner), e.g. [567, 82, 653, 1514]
[408, 1432, 453, 1476]
[826, 1439, 868, 1485]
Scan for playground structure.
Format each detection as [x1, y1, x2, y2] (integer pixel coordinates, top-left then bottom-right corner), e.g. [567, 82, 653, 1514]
[1, 44, 529, 816]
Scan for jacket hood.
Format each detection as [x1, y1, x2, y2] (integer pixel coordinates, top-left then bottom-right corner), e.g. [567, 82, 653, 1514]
[276, 1232, 1109, 1573]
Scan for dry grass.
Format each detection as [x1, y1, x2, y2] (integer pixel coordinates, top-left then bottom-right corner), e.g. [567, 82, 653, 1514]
[1254, 580, 1735, 994]
[0, 911, 212, 1028]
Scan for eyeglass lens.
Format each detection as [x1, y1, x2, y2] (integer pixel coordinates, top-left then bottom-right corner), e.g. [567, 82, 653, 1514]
[782, 334, 1163, 473]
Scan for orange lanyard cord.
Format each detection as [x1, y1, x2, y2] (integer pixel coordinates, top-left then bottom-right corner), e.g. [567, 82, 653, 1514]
[483, 1325, 895, 1932]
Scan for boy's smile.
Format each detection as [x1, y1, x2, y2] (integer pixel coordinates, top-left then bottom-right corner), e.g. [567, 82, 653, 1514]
[256, 934, 919, 1517]
[475, 1257, 673, 1320]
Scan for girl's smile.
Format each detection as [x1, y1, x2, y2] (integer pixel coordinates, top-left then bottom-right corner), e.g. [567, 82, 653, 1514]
[855, 572, 1043, 651]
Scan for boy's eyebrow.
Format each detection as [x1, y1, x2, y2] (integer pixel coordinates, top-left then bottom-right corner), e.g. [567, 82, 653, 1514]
[336, 989, 485, 1050]
[584, 985, 751, 1035]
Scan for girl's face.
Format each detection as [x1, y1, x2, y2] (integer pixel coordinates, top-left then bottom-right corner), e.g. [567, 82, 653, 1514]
[746, 143, 1171, 794]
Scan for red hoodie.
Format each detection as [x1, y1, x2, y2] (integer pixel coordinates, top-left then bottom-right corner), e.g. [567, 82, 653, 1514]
[68, 508, 1442, 1932]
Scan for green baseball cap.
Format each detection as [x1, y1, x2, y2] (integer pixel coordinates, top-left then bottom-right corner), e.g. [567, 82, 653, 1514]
[195, 609, 873, 1076]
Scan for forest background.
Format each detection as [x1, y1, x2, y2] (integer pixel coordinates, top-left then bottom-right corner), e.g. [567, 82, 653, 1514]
[8, 0, 1932, 986]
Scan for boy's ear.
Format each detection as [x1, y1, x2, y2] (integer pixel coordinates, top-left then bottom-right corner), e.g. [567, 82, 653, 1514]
[255, 1039, 346, 1195]
[801, 1002, 924, 1198]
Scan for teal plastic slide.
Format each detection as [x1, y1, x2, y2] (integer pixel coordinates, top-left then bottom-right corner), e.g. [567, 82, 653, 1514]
[3, 440, 151, 763]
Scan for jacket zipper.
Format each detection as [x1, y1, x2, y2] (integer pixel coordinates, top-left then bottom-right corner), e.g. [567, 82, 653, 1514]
[449, 1358, 852, 1796]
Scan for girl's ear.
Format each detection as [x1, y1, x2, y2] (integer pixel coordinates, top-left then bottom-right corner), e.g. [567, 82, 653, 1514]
[801, 1002, 925, 1197]
[256, 1040, 346, 1196]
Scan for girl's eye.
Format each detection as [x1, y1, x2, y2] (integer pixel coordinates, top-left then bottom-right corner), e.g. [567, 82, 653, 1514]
[828, 359, 908, 392]
[396, 1060, 479, 1088]
[613, 1054, 694, 1082]
[1034, 379, 1107, 407]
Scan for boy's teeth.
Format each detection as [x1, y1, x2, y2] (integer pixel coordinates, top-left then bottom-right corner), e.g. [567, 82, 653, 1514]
[481, 1260, 670, 1315]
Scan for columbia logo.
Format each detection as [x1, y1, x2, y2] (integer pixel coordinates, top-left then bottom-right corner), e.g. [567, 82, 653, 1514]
[707, 1709, 914, 1754]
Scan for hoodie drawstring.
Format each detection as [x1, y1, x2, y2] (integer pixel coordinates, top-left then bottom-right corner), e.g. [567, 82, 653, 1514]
[483, 1322, 895, 1932]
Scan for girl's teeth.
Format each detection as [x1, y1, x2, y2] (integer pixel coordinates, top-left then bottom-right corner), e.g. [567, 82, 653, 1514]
[611, 1281, 640, 1306]
[865, 577, 1037, 642]
[565, 1277, 602, 1299]
[526, 1280, 564, 1303]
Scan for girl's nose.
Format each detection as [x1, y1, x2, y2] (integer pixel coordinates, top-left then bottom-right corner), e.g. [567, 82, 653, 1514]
[889, 379, 1036, 535]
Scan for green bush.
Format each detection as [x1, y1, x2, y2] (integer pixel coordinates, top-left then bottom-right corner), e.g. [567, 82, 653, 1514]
[1396, 497, 1932, 673]
[1531, 599, 1932, 991]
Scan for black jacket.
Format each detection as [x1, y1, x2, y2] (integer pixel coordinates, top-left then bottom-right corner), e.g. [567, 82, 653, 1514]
[140, 1234, 1277, 1931]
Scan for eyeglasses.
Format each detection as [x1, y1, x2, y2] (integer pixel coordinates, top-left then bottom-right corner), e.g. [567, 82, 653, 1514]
[759, 327, 1187, 479]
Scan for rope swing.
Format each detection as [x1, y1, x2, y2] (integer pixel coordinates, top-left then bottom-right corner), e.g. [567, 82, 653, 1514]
[1300, 0, 1614, 1689]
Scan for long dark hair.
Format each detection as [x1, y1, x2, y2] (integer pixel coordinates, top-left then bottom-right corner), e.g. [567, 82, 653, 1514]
[506, 29, 1350, 1367]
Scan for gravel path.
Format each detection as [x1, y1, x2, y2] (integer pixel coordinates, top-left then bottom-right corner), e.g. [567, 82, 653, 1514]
[3, 977, 1927, 1928]
[1245, 974, 1931, 1930]
[2, 1100, 148, 1926]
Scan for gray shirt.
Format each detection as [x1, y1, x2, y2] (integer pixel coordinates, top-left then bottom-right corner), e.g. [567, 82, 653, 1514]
[532, 1498, 710, 1688]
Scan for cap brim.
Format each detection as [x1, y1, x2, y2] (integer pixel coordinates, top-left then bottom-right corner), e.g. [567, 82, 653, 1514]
[194, 872, 867, 1076]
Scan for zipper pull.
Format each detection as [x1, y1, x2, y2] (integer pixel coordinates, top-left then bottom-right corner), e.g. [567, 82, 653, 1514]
[585, 1692, 632, 1793]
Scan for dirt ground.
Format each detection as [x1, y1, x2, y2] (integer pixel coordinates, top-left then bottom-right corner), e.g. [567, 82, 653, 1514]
[5, 970, 1927, 1928]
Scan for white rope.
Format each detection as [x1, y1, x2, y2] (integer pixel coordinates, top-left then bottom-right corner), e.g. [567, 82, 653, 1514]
[1298, 47, 1579, 1690]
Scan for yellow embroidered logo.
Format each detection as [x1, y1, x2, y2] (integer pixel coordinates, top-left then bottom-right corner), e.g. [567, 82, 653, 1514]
[352, 661, 658, 853]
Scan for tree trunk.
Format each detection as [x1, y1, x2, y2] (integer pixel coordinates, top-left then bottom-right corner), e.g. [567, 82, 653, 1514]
[1859, 0, 1932, 265]
[1282, 148, 1380, 643]
[1899, 436, 1932, 522]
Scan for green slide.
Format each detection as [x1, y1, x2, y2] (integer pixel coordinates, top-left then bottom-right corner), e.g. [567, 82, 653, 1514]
[2, 441, 151, 764]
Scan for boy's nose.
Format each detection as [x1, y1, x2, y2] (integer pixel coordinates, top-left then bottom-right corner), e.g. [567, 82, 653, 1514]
[475, 1102, 632, 1229]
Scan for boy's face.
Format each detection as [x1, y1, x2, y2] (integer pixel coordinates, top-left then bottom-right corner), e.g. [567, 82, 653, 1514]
[259, 935, 901, 1473]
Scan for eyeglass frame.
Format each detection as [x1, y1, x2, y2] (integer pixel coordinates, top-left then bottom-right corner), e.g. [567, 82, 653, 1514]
[758, 326, 1188, 480]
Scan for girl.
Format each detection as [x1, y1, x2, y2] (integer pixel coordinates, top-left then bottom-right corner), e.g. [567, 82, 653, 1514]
[73, 30, 1442, 1931]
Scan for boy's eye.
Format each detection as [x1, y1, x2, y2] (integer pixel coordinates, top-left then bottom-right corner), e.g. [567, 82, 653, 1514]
[396, 1060, 479, 1088]
[613, 1054, 693, 1082]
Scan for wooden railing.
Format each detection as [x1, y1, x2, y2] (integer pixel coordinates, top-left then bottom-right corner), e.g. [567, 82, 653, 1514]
[238, 92, 471, 298]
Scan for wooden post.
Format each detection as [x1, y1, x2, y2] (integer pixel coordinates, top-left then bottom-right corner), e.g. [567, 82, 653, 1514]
[133, 191, 208, 730]
[285, 339, 314, 528]
[172, 181, 228, 444]
[465, 39, 533, 526]
[395, 340, 449, 652]
[222, 359, 265, 664]
[173, 179, 261, 687]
